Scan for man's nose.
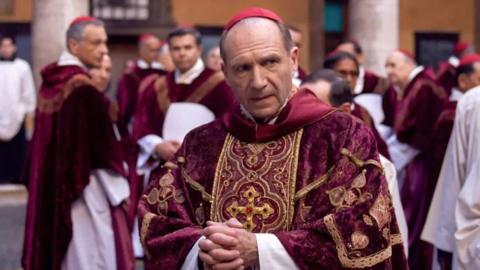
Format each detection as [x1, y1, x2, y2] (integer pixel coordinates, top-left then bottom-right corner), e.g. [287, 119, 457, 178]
[100, 43, 109, 55]
[251, 66, 267, 90]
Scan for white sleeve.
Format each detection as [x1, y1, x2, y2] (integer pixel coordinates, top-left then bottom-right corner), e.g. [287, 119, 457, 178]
[255, 233, 299, 270]
[180, 234, 298, 270]
[181, 236, 204, 270]
[19, 60, 36, 113]
[379, 155, 409, 257]
[386, 134, 420, 171]
[454, 163, 480, 269]
[137, 134, 163, 173]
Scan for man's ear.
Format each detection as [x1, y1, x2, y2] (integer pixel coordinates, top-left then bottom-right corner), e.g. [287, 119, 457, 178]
[290, 46, 299, 72]
[67, 38, 80, 55]
[221, 62, 226, 76]
[458, 73, 468, 90]
[339, 102, 352, 114]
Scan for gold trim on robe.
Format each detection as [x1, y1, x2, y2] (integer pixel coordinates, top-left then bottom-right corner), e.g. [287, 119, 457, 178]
[324, 214, 402, 268]
[38, 74, 93, 114]
[210, 129, 303, 233]
[140, 212, 155, 259]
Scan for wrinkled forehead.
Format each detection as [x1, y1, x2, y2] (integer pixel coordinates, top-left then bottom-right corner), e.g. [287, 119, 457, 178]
[223, 18, 283, 55]
[227, 17, 280, 38]
[386, 52, 407, 65]
[83, 24, 107, 38]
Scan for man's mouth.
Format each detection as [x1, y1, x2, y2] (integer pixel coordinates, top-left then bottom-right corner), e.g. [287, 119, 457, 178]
[250, 95, 271, 102]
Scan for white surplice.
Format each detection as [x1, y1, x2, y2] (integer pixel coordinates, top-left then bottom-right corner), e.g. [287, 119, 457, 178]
[453, 87, 480, 269]
[62, 169, 130, 270]
[56, 52, 131, 269]
[0, 58, 36, 141]
[422, 86, 480, 269]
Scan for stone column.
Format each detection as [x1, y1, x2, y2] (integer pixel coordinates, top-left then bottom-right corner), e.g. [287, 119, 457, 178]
[348, 0, 398, 76]
[32, 0, 89, 87]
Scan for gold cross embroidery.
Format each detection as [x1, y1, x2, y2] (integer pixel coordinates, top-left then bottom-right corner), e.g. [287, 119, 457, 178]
[226, 186, 274, 231]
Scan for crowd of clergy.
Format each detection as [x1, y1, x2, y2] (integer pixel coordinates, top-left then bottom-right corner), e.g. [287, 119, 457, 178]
[2, 6, 480, 270]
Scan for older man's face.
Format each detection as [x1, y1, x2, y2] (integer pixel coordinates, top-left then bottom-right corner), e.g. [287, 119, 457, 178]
[385, 51, 415, 88]
[223, 19, 298, 119]
[140, 37, 160, 64]
[69, 24, 108, 68]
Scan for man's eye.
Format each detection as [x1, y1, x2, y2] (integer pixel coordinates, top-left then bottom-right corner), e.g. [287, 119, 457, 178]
[264, 59, 278, 67]
[235, 65, 250, 73]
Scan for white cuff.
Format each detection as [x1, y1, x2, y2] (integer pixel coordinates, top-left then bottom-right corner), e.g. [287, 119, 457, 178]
[386, 134, 420, 171]
[181, 236, 204, 270]
[137, 134, 163, 172]
[255, 233, 299, 270]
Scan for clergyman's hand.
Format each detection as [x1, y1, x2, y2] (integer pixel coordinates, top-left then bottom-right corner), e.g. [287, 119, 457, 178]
[202, 218, 259, 269]
[198, 235, 243, 270]
[154, 140, 180, 160]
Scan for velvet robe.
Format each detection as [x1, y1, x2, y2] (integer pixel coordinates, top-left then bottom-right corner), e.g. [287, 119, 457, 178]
[382, 69, 447, 269]
[130, 68, 235, 225]
[132, 67, 236, 141]
[138, 90, 407, 269]
[22, 63, 130, 270]
[117, 63, 167, 137]
[436, 61, 456, 97]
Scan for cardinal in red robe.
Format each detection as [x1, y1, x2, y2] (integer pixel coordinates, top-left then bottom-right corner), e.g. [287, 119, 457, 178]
[22, 17, 133, 270]
[383, 49, 447, 270]
[139, 8, 407, 270]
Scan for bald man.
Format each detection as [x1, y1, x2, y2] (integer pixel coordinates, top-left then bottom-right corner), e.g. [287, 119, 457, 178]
[383, 49, 446, 270]
[138, 8, 407, 270]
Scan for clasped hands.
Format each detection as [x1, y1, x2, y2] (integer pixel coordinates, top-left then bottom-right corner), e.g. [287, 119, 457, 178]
[199, 218, 259, 270]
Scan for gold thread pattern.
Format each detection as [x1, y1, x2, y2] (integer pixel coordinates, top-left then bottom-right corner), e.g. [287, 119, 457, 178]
[38, 74, 93, 114]
[140, 212, 155, 259]
[226, 186, 274, 231]
[351, 231, 370, 250]
[195, 203, 205, 225]
[182, 169, 213, 203]
[390, 234, 403, 245]
[294, 167, 334, 201]
[146, 170, 185, 215]
[210, 129, 303, 233]
[324, 214, 393, 268]
[369, 194, 392, 230]
[299, 200, 312, 223]
[363, 214, 374, 226]
[340, 148, 383, 172]
[326, 169, 372, 211]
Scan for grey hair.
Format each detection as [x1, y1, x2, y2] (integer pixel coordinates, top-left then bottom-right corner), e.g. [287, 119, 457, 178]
[219, 18, 294, 63]
[66, 19, 104, 50]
